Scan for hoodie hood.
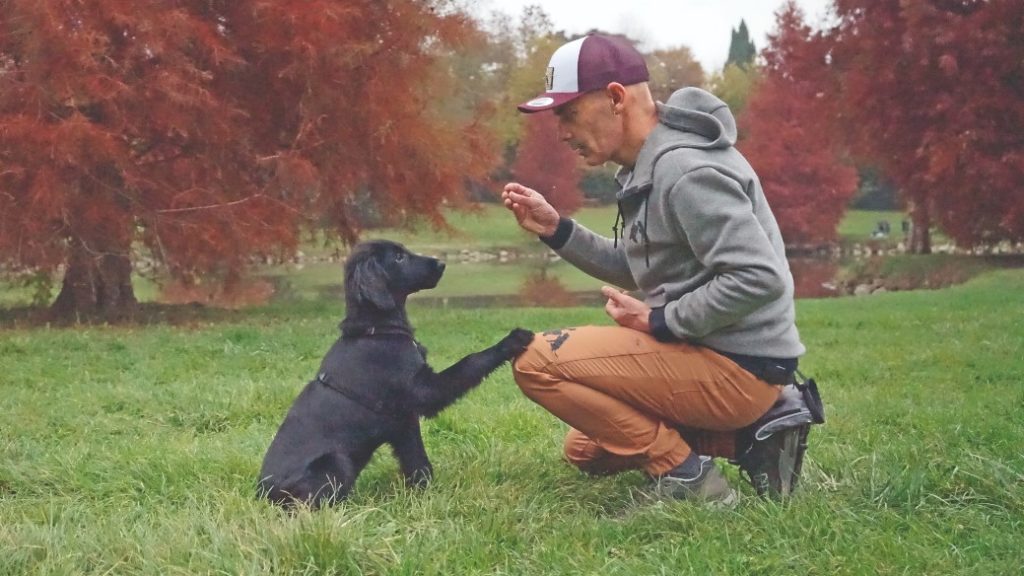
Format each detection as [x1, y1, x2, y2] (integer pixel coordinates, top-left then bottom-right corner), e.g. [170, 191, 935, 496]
[617, 87, 737, 201]
[656, 87, 737, 148]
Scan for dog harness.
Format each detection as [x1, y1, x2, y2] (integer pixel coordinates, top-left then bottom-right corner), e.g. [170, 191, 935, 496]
[316, 371, 401, 417]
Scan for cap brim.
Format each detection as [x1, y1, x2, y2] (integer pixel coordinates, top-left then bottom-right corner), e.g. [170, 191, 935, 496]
[516, 92, 582, 113]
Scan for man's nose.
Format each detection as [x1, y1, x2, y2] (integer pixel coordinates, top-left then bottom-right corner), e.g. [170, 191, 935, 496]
[556, 121, 572, 142]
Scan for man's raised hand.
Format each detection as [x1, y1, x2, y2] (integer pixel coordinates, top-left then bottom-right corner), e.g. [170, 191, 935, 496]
[502, 182, 560, 237]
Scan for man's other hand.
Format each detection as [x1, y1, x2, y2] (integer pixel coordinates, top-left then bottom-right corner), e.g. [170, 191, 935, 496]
[602, 286, 651, 333]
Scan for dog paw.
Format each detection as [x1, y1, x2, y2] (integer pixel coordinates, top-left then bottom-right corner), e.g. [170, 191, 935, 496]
[500, 328, 535, 357]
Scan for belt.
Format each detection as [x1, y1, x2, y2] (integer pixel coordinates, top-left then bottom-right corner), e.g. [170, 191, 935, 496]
[715, 350, 798, 385]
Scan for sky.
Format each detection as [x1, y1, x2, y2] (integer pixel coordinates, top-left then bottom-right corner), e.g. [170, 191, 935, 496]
[473, 0, 833, 72]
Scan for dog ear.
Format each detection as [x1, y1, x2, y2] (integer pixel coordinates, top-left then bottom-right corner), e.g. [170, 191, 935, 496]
[352, 257, 395, 310]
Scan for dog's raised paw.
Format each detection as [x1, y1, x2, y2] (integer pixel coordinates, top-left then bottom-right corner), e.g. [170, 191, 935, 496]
[501, 328, 535, 356]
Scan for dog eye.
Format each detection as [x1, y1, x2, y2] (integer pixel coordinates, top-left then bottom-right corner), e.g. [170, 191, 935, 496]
[394, 252, 406, 262]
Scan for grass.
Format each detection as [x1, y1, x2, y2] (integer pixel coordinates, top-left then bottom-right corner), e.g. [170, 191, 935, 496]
[2, 269, 1024, 574]
[835, 209, 905, 243]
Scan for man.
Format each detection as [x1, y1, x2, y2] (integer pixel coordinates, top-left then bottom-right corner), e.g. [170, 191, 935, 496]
[502, 34, 820, 502]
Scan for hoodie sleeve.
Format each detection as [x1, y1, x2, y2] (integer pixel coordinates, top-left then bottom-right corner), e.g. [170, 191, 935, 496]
[661, 166, 786, 339]
[547, 218, 637, 290]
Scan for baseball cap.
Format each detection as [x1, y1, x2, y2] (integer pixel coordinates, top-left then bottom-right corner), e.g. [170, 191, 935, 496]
[517, 34, 649, 113]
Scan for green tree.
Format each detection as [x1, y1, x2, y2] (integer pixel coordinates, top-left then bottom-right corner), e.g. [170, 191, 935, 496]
[708, 62, 759, 116]
[726, 19, 757, 69]
[479, 6, 563, 148]
[645, 46, 705, 103]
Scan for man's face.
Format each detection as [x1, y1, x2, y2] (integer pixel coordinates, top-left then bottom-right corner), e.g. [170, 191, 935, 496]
[553, 90, 625, 167]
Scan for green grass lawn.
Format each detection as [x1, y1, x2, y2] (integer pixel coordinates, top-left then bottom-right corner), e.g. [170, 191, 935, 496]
[3, 269, 1023, 574]
[835, 209, 905, 243]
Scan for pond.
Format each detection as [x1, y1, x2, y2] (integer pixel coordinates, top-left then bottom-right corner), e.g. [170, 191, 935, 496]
[403, 255, 845, 308]
[789, 257, 842, 299]
[217, 250, 1010, 309]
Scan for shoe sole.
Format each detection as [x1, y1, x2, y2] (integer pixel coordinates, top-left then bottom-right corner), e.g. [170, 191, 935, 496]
[749, 424, 810, 499]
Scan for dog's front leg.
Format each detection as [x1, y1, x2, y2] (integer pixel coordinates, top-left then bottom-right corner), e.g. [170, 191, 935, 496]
[411, 328, 533, 417]
[391, 420, 433, 488]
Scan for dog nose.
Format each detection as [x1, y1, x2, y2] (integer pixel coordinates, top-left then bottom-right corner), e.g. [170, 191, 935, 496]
[435, 260, 446, 273]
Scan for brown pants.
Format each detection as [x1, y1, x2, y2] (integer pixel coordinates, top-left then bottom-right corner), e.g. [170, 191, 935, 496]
[512, 325, 780, 476]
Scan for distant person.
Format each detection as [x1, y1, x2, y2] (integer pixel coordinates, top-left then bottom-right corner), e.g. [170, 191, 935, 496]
[501, 34, 822, 502]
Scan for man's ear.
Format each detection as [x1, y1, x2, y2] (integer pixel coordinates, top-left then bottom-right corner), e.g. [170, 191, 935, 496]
[352, 257, 395, 310]
[605, 82, 627, 114]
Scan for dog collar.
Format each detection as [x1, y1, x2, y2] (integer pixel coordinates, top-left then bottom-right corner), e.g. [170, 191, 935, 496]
[341, 325, 414, 339]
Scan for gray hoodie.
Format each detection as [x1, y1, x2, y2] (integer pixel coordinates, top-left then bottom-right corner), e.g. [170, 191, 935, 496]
[547, 87, 805, 359]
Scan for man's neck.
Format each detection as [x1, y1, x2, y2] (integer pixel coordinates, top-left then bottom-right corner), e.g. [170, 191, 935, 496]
[615, 101, 660, 169]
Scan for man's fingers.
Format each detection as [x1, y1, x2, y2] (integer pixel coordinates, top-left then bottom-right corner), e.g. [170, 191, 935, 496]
[503, 182, 533, 196]
[505, 190, 544, 208]
[512, 204, 530, 222]
[601, 286, 625, 301]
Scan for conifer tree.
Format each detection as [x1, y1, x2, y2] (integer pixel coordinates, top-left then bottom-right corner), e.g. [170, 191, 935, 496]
[726, 20, 757, 69]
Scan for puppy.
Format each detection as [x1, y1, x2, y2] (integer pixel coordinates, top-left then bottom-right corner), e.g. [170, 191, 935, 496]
[258, 240, 533, 508]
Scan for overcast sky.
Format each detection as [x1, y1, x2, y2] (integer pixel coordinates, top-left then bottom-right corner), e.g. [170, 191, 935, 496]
[472, 0, 834, 72]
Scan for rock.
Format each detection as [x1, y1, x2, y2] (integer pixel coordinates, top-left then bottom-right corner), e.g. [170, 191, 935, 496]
[854, 284, 873, 296]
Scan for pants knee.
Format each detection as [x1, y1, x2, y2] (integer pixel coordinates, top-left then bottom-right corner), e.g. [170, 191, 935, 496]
[563, 429, 603, 473]
[563, 429, 644, 476]
[511, 335, 551, 399]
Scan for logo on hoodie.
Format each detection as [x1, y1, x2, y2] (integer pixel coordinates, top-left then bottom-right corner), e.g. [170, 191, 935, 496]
[630, 219, 646, 243]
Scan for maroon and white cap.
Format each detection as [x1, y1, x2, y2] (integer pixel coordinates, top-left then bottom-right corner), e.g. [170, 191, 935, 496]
[517, 34, 649, 113]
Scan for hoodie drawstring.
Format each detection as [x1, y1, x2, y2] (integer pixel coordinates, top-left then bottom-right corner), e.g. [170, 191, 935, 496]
[612, 200, 623, 248]
[611, 196, 651, 268]
[642, 195, 650, 267]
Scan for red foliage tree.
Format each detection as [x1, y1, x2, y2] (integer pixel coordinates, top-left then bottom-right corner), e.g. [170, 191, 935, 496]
[739, 3, 858, 246]
[220, 0, 498, 236]
[511, 113, 583, 215]
[825, 0, 1024, 252]
[0, 0, 496, 320]
[0, 1, 266, 318]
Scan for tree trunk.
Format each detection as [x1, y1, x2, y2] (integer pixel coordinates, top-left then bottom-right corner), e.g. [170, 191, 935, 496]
[908, 200, 932, 254]
[51, 239, 137, 322]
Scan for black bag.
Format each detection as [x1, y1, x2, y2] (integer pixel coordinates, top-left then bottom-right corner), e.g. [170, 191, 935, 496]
[795, 370, 826, 425]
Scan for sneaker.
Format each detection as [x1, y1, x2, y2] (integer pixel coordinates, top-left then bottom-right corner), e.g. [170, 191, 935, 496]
[653, 455, 738, 505]
[735, 424, 809, 498]
[732, 382, 821, 499]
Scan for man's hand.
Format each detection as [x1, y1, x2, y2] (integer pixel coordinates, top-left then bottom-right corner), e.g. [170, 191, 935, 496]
[502, 182, 560, 237]
[602, 286, 651, 333]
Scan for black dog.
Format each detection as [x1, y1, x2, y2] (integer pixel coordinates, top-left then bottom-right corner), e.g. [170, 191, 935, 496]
[258, 240, 533, 508]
